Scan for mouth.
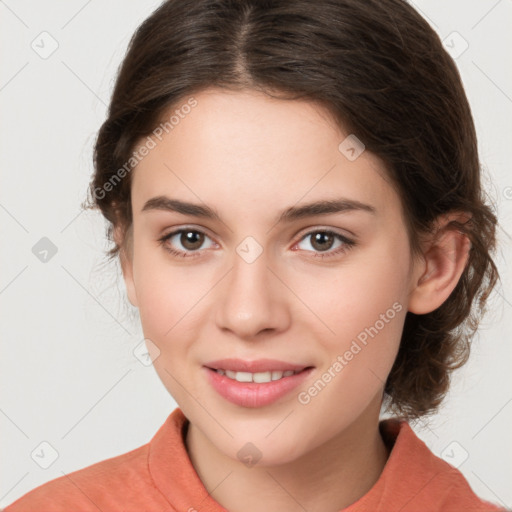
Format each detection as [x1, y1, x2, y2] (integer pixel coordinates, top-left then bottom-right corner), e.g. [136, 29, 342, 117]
[203, 358, 315, 408]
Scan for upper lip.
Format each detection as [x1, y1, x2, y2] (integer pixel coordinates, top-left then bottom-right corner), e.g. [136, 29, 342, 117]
[205, 358, 311, 373]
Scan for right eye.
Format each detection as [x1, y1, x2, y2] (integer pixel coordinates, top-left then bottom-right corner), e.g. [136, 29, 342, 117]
[157, 228, 216, 258]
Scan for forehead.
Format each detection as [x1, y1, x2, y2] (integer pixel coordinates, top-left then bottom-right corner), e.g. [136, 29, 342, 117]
[130, 88, 399, 221]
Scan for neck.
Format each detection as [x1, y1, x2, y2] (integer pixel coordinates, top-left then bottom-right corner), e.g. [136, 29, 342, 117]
[185, 397, 390, 512]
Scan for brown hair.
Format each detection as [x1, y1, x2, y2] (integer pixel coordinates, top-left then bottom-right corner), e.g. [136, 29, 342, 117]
[84, 0, 499, 420]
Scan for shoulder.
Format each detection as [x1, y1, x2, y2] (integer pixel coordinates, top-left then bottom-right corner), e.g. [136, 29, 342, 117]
[3, 408, 187, 512]
[2, 443, 170, 512]
[437, 471, 507, 511]
[378, 419, 506, 511]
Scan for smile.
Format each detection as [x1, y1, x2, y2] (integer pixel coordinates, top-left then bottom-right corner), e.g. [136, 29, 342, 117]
[215, 369, 301, 383]
[204, 364, 314, 408]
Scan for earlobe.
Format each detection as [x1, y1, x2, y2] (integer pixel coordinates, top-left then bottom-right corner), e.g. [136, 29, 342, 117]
[408, 214, 471, 315]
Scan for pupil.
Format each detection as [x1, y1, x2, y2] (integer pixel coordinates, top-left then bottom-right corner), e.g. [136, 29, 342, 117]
[312, 232, 333, 251]
[182, 231, 203, 250]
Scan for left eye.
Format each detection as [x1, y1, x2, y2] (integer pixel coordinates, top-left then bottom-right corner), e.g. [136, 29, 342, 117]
[295, 230, 354, 257]
[299, 231, 351, 252]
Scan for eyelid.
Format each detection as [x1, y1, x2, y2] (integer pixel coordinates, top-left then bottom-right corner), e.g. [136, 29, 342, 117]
[293, 225, 356, 242]
[160, 224, 217, 241]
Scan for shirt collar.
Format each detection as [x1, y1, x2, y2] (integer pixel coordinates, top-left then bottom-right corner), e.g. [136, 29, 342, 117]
[148, 407, 460, 511]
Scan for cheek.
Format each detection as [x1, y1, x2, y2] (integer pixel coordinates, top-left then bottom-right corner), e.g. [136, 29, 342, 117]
[133, 258, 207, 402]
[292, 239, 410, 389]
[132, 244, 214, 339]
[294, 247, 409, 341]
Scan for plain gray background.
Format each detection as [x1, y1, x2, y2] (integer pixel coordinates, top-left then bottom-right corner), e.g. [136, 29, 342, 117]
[1, 0, 511, 508]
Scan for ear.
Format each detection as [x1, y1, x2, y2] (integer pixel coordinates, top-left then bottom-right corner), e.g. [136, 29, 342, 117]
[114, 224, 139, 308]
[408, 212, 471, 315]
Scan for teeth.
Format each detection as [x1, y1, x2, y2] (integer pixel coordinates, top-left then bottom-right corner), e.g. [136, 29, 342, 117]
[217, 368, 301, 383]
[235, 371, 253, 383]
[253, 371, 272, 383]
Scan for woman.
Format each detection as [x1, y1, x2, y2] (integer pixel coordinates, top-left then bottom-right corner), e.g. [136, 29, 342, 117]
[4, 0, 505, 510]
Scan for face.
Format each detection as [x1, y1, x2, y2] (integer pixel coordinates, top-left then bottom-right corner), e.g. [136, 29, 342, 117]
[121, 87, 419, 465]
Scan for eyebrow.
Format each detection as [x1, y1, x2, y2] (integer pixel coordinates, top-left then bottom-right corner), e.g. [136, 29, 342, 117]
[141, 196, 376, 223]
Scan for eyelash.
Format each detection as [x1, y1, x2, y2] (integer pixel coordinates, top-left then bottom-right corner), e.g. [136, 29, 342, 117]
[157, 227, 356, 260]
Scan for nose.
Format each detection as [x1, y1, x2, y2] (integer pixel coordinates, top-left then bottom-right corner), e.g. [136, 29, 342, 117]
[215, 247, 291, 340]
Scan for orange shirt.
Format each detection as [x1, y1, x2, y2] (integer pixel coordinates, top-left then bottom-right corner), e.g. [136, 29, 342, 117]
[3, 407, 505, 512]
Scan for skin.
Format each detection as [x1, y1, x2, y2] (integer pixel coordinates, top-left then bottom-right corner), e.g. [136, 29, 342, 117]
[115, 87, 470, 512]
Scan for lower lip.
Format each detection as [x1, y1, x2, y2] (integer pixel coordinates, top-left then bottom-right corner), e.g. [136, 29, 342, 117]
[204, 367, 314, 408]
